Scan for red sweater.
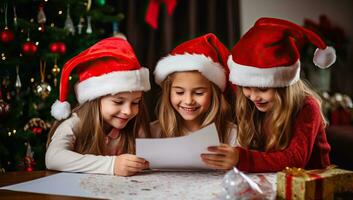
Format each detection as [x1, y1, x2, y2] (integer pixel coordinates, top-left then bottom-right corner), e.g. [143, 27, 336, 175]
[236, 96, 331, 172]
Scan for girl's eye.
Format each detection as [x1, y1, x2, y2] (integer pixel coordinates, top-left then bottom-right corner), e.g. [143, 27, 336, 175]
[195, 92, 204, 96]
[132, 101, 140, 105]
[259, 88, 269, 92]
[113, 101, 124, 105]
[175, 91, 184, 95]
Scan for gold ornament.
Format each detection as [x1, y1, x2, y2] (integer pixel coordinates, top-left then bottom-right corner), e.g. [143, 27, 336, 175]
[34, 82, 51, 100]
[34, 60, 52, 99]
[52, 56, 61, 87]
[52, 64, 60, 76]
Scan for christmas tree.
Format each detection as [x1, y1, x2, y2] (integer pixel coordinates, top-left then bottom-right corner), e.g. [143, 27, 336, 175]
[0, 0, 124, 172]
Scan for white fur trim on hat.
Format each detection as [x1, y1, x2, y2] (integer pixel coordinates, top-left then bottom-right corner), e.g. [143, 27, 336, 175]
[313, 46, 336, 69]
[75, 67, 150, 104]
[227, 56, 300, 88]
[51, 100, 71, 120]
[154, 53, 226, 91]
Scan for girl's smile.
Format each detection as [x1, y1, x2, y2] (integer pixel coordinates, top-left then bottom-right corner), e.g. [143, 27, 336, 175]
[242, 87, 276, 112]
[179, 105, 200, 113]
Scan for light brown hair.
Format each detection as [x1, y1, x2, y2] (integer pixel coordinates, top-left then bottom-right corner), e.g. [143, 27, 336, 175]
[235, 79, 326, 151]
[47, 96, 151, 155]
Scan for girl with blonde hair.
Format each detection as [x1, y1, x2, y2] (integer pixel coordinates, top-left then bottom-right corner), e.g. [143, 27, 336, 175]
[152, 33, 238, 170]
[207, 17, 334, 172]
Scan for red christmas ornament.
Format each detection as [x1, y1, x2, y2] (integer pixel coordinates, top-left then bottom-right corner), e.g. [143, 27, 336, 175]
[22, 41, 38, 55]
[50, 42, 66, 54]
[0, 29, 15, 43]
[31, 127, 43, 135]
[57, 42, 66, 54]
[49, 42, 59, 53]
[24, 117, 51, 135]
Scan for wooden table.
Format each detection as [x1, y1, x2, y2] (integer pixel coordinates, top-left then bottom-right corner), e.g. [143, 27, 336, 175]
[0, 170, 91, 200]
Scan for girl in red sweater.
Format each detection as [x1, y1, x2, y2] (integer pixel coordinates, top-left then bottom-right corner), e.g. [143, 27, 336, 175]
[201, 17, 335, 172]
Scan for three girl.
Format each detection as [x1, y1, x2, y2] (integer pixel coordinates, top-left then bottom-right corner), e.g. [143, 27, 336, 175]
[217, 17, 335, 172]
[47, 17, 335, 175]
[152, 33, 239, 170]
[46, 37, 151, 176]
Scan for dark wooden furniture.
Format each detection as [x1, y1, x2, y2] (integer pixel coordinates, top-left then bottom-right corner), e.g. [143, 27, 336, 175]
[326, 125, 353, 170]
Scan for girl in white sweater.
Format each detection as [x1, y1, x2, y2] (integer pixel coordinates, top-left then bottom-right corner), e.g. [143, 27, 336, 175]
[46, 37, 151, 176]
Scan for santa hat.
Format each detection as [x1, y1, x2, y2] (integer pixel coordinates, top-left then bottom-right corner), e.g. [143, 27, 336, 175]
[51, 37, 150, 120]
[154, 33, 230, 91]
[228, 17, 336, 88]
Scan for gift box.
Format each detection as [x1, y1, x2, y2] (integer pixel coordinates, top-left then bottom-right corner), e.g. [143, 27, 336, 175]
[277, 166, 353, 200]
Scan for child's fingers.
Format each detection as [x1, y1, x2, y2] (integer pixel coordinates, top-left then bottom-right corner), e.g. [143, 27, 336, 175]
[202, 158, 228, 170]
[201, 153, 237, 169]
[126, 160, 149, 170]
[207, 146, 232, 155]
[124, 154, 148, 164]
[115, 155, 149, 176]
[201, 153, 225, 162]
[126, 165, 145, 172]
[202, 154, 234, 166]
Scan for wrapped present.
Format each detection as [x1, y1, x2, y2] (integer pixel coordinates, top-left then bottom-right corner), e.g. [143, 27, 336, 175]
[277, 166, 353, 200]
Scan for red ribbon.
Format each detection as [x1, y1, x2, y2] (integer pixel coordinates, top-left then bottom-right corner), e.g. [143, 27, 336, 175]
[285, 174, 293, 199]
[145, 0, 177, 29]
[284, 170, 323, 200]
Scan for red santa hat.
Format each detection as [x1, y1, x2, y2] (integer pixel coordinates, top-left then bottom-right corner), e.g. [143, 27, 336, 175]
[154, 33, 230, 91]
[51, 37, 150, 120]
[228, 17, 336, 88]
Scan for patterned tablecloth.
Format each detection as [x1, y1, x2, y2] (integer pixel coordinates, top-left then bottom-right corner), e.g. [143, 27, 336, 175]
[80, 171, 277, 200]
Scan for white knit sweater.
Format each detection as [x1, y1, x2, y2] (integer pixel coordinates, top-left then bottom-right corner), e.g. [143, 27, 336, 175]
[45, 114, 116, 175]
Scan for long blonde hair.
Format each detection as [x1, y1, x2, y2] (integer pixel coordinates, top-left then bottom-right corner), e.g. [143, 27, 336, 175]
[156, 73, 233, 143]
[47, 96, 151, 155]
[236, 80, 326, 152]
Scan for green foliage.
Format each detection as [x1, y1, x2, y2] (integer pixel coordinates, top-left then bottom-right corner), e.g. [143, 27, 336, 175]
[0, 0, 123, 172]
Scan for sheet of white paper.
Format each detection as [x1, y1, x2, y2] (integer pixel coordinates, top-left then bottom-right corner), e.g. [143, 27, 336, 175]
[136, 123, 220, 170]
[0, 172, 104, 199]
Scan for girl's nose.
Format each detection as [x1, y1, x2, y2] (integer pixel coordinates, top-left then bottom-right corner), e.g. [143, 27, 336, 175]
[121, 104, 132, 115]
[184, 94, 194, 105]
[249, 92, 261, 102]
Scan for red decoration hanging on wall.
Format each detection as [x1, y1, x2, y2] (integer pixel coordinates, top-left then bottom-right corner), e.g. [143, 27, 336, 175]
[145, 0, 177, 29]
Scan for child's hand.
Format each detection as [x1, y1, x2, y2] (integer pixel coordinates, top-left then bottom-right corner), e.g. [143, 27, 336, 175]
[114, 154, 149, 176]
[201, 143, 239, 170]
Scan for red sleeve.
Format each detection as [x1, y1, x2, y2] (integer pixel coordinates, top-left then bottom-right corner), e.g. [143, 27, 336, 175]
[236, 97, 324, 172]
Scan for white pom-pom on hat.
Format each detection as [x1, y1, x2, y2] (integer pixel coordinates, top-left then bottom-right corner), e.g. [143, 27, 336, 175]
[313, 46, 336, 69]
[51, 100, 71, 120]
